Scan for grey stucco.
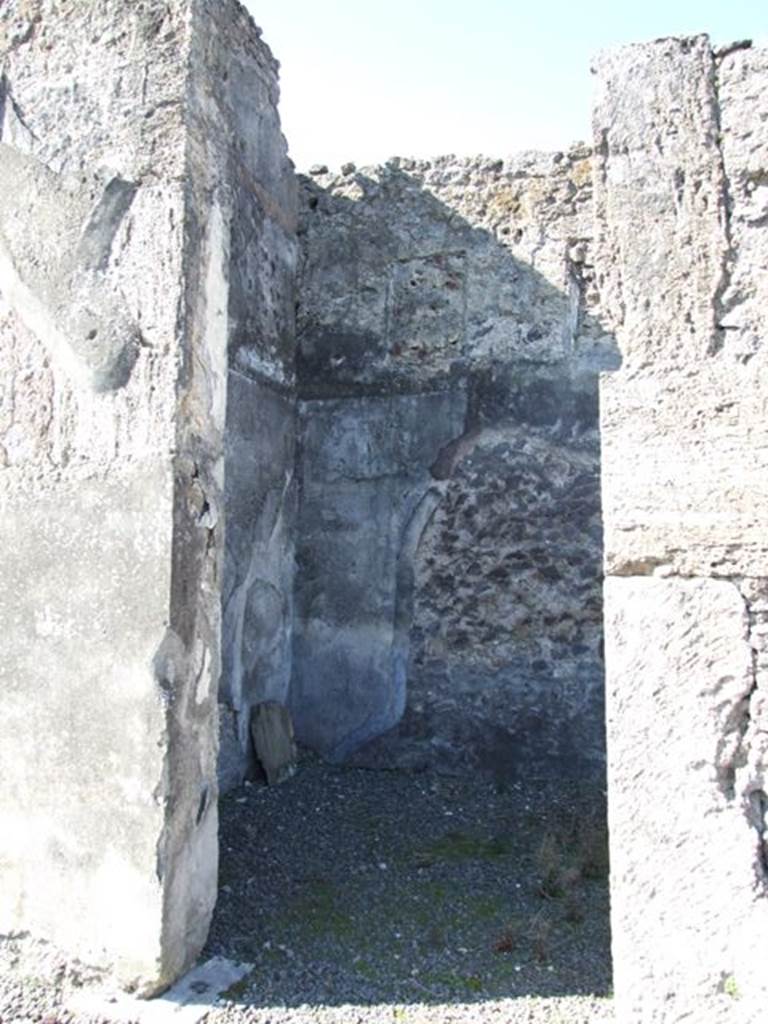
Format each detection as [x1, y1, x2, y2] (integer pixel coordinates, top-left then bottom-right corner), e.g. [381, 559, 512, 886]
[221, 376, 296, 789]
[291, 153, 615, 776]
[291, 389, 467, 761]
[198, 0, 299, 793]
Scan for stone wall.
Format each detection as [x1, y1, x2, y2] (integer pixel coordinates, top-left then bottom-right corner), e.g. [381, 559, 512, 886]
[3, 1, 767, 1006]
[595, 36, 768, 1022]
[292, 152, 618, 776]
[208, 3, 298, 793]
[0, 0, 291, 994]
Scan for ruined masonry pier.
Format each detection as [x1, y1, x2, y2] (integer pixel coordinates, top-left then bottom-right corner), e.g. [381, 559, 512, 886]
[0, 0, 295, 994]
[0, 3, 766, 1020]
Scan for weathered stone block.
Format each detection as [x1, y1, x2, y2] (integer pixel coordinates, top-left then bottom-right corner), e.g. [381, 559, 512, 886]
[0, 0, 292, 994]
[595, 41, 768, 580]
[388, 252, 466, 373]
[593, 35, 728, 371]
[297, 149, 608, 395]
[408, 428, 604, 777]
[597, 35, 768, 1022]
[717, 45, 768, 365]
[605, 577, 767, 1019]
[601, 367, 768, 578]
[221, 377, 297, 789]
[187, 0, 298, 796]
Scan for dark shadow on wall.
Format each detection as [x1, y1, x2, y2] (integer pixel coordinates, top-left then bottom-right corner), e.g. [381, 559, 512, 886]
[216, 138, 299, 792]
[209, 156, 618, 1009]
[288, 160, 620, 783]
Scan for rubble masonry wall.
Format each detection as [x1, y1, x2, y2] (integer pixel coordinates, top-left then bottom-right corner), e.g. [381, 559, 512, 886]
[291, 152, 618, 777]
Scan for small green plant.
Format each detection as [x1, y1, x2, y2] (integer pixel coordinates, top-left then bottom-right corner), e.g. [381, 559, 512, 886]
[723, 974, 740, 999]
[414, 830, 514, 865]
[287, 878, 354, 939]
[221, 968, 257, 1002]
[471, 894, 502, 921]
[354, 957, 376, 980]
[495, 911, 553, 963]
[535, 815, 610, 900]
[422, 970, 484, 995]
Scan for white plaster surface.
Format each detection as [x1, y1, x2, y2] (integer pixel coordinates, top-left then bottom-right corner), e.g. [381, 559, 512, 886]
[597, 36, 768, 1023]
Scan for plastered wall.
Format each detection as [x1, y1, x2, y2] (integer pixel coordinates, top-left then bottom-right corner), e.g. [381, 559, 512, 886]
[291, 151, 617, 777]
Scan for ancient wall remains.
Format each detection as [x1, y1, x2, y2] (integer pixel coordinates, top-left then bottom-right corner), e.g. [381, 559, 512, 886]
[210, 4, 298, 793]
[0, 0, 293, 994]
[2, 0, 767, 1009]
[292, 152, 618, 776]
[595, 36, 768, 1022]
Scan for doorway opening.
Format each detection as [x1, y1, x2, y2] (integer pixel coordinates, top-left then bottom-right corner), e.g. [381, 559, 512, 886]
[210, 153, 618, 1015]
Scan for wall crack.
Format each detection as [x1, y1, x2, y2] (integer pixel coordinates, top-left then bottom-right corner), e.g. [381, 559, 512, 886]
[736, 581, 768, 887]
[708, 42, 737, 357]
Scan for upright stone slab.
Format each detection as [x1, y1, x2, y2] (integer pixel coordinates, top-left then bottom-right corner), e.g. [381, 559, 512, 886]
[0, 0, 285, 994]
[595, 36, 768, 1021]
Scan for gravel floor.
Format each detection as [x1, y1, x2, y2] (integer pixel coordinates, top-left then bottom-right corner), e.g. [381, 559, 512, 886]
[0, 754, 614, 1023]
[204, 752, 613, 1022]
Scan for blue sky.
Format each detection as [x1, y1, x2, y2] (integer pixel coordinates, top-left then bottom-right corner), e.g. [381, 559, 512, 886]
[244, 0, 766, 170]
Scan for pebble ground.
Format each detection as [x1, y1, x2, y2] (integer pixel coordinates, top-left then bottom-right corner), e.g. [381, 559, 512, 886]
[0, 755, 614, 1023]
